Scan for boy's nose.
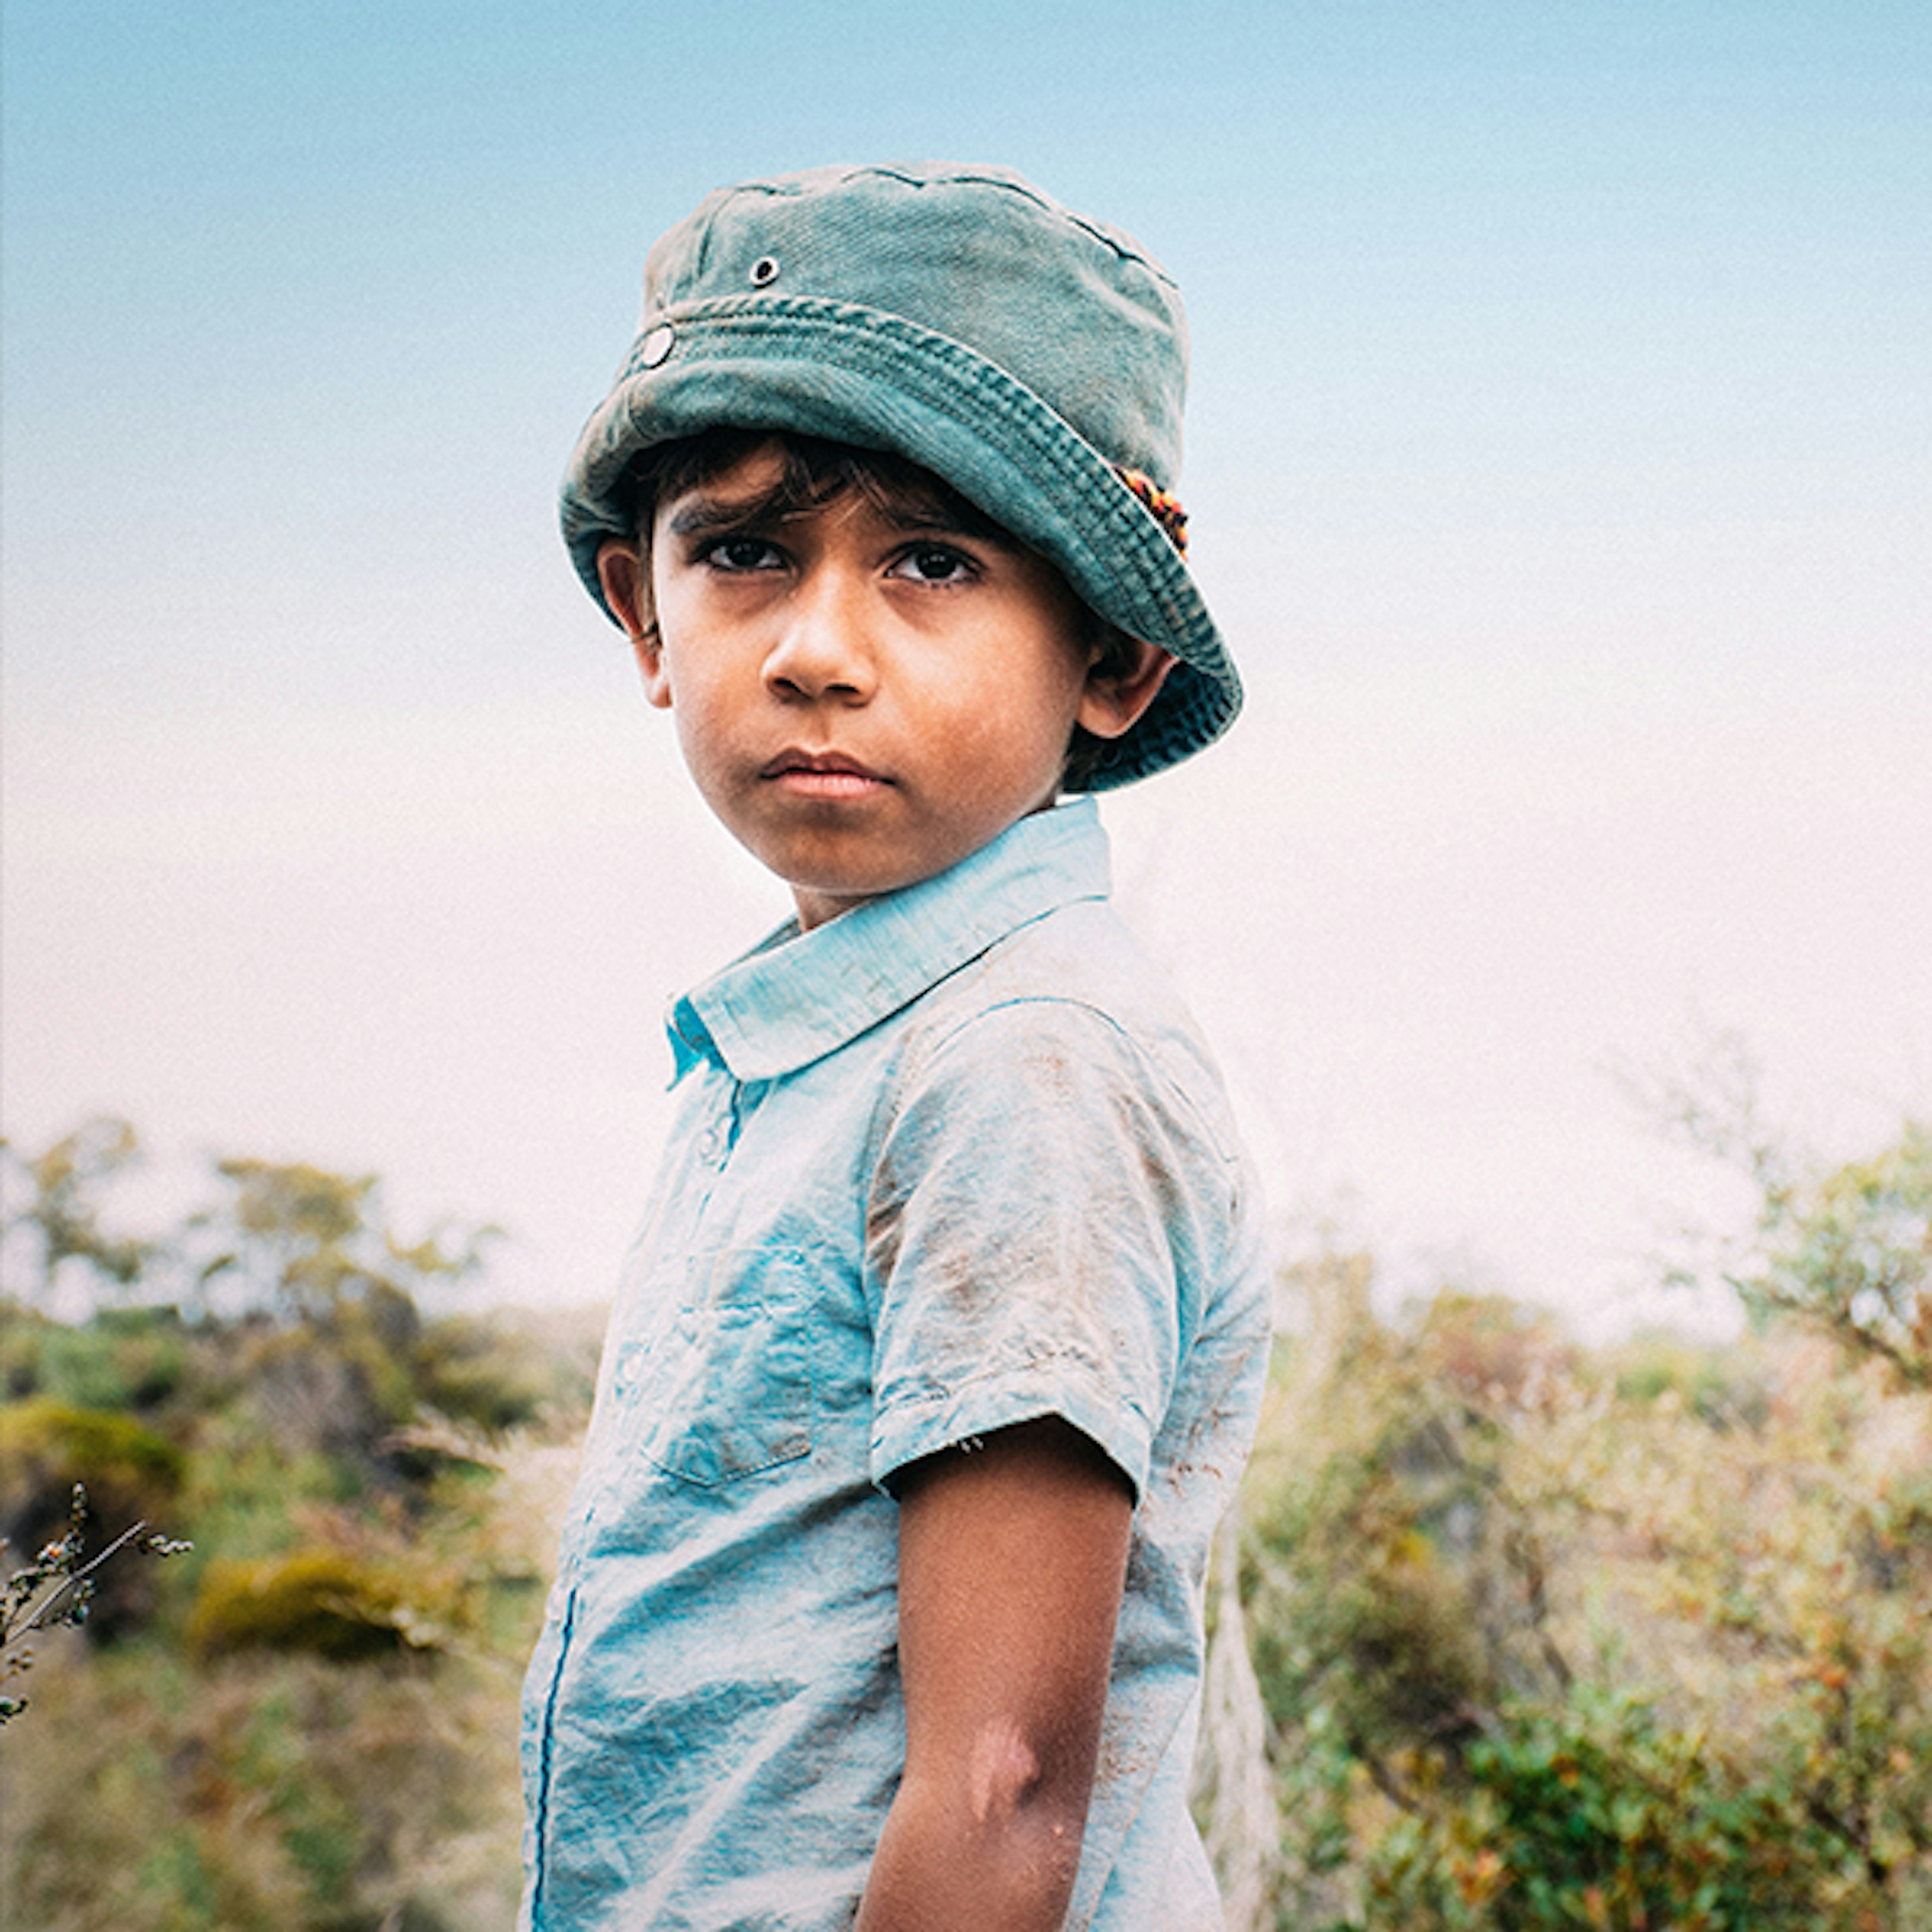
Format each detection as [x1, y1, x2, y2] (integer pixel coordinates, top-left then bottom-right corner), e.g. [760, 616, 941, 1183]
[762, 568, 877, 703]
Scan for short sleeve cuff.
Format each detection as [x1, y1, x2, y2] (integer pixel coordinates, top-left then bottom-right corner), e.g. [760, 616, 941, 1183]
[870, 1354, 1154, 1500]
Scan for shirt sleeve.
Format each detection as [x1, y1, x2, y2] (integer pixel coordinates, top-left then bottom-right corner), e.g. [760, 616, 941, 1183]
[863, 995, 1223, 1498]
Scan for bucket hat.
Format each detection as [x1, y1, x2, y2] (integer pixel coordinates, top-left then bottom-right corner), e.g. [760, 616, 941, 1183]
[561, 162, 1240, 788]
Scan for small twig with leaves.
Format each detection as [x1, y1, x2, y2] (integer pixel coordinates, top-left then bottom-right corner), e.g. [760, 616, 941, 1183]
[1, 1483, 191, 1724]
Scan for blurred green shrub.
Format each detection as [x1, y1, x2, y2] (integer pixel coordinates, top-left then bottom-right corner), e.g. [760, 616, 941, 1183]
[1361, 1687, 1821, 1930]
[0, 1122, 595, 1929]
[0, 1400, 187, 1638]
[12, 1108, 1927, 1931]
[0, 1398, 185, 1503]
[1, 1301, 192, 1411]
[1231, 1125, 1932, 1931]
[1, 1644, 526, 1930]
[416, 1311, 571, 1433]
[186, 1549, 431, 1662]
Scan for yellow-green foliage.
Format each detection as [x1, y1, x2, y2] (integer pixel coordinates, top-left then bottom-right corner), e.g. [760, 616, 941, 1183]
[0, 1399, 188, 1640]
[0, 1126, 587, 1929]
[0, 1398, 185, 1503]
[1, 1301, 193, 1413]
[1234, 1232, 1932, 1931]
[1, 1417, 574, 1927]
[0, 1642, 524, 1931]
[186, 1549, 427, 1661]
[1748, 1119, 1931, 1390]
[9, 1115, 1929, 1931]
[416, 1311, 576, 1433]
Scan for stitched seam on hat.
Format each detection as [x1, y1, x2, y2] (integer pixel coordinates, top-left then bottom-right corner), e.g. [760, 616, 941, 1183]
[717, 166, 1176, 286]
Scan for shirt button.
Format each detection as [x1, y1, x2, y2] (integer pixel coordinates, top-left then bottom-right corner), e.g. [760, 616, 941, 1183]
[697, 1125, 724, 1163]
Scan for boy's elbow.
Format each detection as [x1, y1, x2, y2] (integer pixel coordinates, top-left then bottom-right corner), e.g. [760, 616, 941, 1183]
[967, 1717, 1048, 1825]
[964, 1716, 1094, 1862]
[866, 1719, 1098, 1927]
[901, 1711, 1096, 1840]
[865, 1752, 1085, 1930]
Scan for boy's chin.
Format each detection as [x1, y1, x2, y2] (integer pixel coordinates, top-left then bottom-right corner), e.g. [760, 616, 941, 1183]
[778, 850, 947, 928]
[746, 847, 932, 927]
[736, 794, 1069, 930]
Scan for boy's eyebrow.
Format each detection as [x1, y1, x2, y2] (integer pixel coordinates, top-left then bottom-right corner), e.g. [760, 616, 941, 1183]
[878, 500, 1020, 551]
[663, 483, 794, 540]
[662, 479, 1019, 551]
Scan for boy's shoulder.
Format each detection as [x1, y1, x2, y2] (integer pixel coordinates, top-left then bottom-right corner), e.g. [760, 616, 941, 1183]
[929, 890, 1178, 1031]
[894, 888, 1245, 1161]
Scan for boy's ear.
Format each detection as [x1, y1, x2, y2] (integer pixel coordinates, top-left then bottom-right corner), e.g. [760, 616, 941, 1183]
[597, 538, 672, 708]
[1075, 638, 1175, 742]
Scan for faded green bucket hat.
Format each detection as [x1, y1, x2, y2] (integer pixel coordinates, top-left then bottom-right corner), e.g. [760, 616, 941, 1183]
[560, 161, 1240, 788]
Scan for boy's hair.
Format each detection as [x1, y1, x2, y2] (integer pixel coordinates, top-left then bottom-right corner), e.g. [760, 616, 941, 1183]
[617, 428, 1144, 789]
[560, 163, 1242, 790]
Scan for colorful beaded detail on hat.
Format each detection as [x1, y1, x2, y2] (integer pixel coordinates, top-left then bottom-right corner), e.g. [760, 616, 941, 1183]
[1115, 468, 1189, 556]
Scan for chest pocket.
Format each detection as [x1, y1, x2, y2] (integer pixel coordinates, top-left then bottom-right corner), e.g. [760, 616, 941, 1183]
[619, 1250, 816, 1489]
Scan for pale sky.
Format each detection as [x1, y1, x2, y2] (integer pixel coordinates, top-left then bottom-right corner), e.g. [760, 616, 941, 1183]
[5, 1, 1928, 1333]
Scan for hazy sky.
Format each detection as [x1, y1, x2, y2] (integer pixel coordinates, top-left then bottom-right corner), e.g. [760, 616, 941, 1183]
[6, 1, 1928, 1330]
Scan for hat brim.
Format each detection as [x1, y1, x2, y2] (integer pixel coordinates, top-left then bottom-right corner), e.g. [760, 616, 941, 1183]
[560, 294, 1239, 789]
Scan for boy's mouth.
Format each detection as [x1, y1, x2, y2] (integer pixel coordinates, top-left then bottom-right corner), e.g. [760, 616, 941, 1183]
[761, 749, 892, 798]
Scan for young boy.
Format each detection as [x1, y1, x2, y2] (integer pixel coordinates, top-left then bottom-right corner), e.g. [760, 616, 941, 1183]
[521, 163, 1271, 1931]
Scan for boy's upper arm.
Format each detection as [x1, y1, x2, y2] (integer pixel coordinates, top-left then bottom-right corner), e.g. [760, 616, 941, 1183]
[867, 996, 1226, 1498]
[857, 1416, 1134, 1931]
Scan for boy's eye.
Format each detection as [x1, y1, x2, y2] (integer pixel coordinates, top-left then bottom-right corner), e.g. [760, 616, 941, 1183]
[889, 545, 976, 586]
[701, 536, 786, 573]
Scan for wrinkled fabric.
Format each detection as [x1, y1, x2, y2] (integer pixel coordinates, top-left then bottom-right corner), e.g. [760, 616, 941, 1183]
[520, 799, 1270, 1930]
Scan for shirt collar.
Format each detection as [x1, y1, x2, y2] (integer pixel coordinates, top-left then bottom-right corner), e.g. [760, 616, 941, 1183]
[667, 797, 1112, 1084]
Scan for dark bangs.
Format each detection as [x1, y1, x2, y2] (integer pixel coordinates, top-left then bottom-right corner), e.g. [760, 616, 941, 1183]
[619, 428, 1013, 546]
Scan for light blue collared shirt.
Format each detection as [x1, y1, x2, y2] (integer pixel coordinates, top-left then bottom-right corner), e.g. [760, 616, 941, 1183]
[521, 799, 1270, 1930]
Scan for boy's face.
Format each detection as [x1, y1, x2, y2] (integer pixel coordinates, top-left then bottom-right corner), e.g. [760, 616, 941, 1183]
[599, 441, 1170, 931]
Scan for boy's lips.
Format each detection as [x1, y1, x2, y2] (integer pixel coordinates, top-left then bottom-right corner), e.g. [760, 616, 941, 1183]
[760, 749, 892, 797]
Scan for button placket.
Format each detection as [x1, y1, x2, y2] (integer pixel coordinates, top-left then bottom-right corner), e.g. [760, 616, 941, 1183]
[694, 1077, 744, 1170]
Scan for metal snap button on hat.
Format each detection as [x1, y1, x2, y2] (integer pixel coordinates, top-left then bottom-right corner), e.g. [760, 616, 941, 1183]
[749, 255, 780, 286]
[637, 323, 676, 368]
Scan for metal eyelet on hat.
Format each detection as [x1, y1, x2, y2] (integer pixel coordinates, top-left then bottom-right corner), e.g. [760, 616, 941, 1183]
[637, 323, 676, 369]
[749, 255, 780, 287]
